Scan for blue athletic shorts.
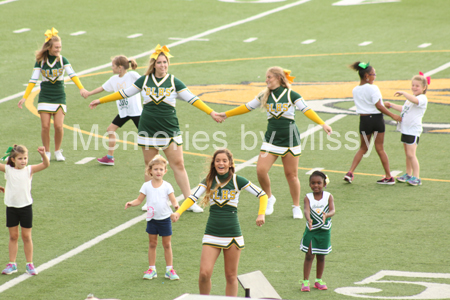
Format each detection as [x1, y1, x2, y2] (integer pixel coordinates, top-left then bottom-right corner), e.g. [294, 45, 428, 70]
[146, 217, 172, 236]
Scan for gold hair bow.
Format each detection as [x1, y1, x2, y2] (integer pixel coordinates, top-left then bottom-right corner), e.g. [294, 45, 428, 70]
[284, 69, 295, 84]
[150, 44, 173, 60]
[44, 27, 59, 42]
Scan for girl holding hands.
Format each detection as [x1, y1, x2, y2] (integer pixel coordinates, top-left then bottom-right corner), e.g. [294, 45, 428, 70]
[85, 55, 142, 166]
[385, 73, 429, 186]
[343, 62, 401, 184]
[90, 44, 222, 213]
[220, 67, 332, 219]
[171, 149, 267, 296]
[1, 145, 50, 275]
[18, 28, 87, 161]
[125, 155, 180, 280]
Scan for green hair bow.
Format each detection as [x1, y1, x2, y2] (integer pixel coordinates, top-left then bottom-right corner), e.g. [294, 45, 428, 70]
[1, 146, 13, 161]
[358, 61, 370, 69]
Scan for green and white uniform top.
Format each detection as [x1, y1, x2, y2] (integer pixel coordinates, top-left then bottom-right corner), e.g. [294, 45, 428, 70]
[119, 73, 200, 108]
[305, 191, 332, 231]
[245, 86, 310, 120]
[245, 86, 311, 155]
[117, 73, 202, 148]
[189, 173, 266, 249]
[29, 55, 78, 108]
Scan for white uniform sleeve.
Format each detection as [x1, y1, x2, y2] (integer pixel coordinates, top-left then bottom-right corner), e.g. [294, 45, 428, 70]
[245, 97, 261, 111]
[294, 96, 309, 112]
[64, 64, 77, 79]
[120, 84, 142, 98]
[241, 181, 266, 198]
[29, 68, 41, 84]
[188, 183, 207, 203]
[177, 88, 199, 104]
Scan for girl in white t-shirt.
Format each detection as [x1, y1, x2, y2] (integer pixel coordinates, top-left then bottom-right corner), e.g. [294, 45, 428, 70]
[124, 155, 180, 280]
[343, 61, 401, 185]
[0, 145, 49, 276]
[85, 55, 142, 166]
[385, 74, 429, 186]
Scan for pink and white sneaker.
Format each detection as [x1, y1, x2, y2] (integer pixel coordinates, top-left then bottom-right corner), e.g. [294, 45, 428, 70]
[97, 155, 114, 166]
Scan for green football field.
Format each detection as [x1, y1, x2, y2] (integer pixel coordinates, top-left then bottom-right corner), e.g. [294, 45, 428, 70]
[1, 0, 450, 299]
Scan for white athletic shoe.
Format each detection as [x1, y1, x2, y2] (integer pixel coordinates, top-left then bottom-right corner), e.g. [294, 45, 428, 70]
[293, 205, 303, 219]
[55, 150, 65, 161]
[187, 203, 203, 213]
[265, 195, 276, 215]
[142, 204, 147, 211]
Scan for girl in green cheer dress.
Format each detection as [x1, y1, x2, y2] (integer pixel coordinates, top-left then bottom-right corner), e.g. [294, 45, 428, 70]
[19, 28, 88, 162]
[171, 149, 268, 296]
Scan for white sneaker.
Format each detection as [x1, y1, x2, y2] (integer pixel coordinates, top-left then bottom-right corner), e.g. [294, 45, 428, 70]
[42, 152, 51, 161]
[293, 206, 303, 219]
[187, 203, 203, 213]
[55, 150, 65, 161]
[265, 195, 276, 215]
[142, 204, 147, 211]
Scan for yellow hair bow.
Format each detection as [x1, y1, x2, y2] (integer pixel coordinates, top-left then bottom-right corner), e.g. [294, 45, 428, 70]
[150, 44, 173, 60]
[284, 69, 295, 84]
[44, 27, 59, 42]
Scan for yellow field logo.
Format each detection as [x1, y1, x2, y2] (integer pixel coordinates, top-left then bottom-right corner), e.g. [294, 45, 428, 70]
[189, 79, 450, 133]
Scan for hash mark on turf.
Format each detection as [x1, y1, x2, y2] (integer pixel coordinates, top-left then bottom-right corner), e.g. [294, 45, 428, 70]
[75, 157, 96, 164]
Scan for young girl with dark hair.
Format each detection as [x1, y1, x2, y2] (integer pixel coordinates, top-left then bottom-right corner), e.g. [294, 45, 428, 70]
[343, 61, 401, 184]
[0, 145, 49, 275]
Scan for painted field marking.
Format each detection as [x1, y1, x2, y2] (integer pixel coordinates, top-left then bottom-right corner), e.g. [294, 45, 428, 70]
[75, 157, 96, 164]
[0, 0, 18, 4]
[390, 170, 402, 177]
[13, 28, 29, 33]
[244, 37, 258, 43]
[424, 61, 450, 77]
[418, 43, 431, 48]
[301, 39, 316, 44]
[3, 49, 450, 104]
[306, 168, 324, 175]
[71, 31, 86, 36]
[333, 0, 400, 5]
[358, 41, 373, 46]
[127, 33, 142, 39]
[169, 37, 209, 41]
[0, 0, 312, 105]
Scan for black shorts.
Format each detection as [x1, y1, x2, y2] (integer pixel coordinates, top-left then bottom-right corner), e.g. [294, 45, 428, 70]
[359, 114, 385, 135]
[401, 134, 419, 145]
[6, 205, 33, 228]
[146, 217, 172, 236]
[111, 115, 140, 128]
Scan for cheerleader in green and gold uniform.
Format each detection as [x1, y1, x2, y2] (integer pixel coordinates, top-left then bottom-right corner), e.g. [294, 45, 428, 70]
[89, 45, 222, 213]
[18, 28, 87, 162]
[171, 149, 267, 296]
[221, 67, 332, 219]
